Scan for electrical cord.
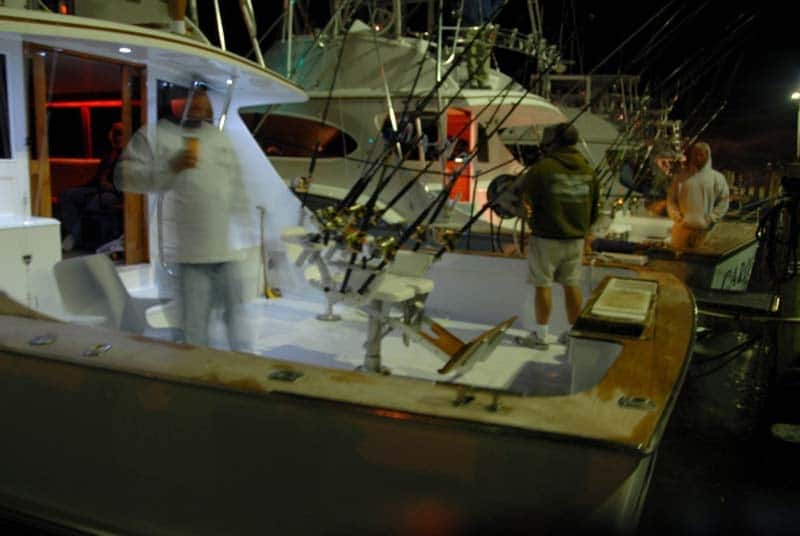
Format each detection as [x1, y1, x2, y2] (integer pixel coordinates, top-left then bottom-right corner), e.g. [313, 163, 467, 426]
[756, 195, 800, 285]
[690, 334, 764, 378]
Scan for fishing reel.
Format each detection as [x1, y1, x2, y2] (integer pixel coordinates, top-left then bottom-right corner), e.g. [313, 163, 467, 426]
[346, 203, 367, 225]
[344, 229, 369, 253]
[377, 236, 398, 262]
[486, 174, 526, 219]
[314, 206, 345, 233]
[291, 175, 311, 194]
[412, 224, 429, 243]
[437, 229, 458, 252]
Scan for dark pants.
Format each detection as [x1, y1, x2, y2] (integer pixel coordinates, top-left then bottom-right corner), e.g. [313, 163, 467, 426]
[59, 187, 121, 240]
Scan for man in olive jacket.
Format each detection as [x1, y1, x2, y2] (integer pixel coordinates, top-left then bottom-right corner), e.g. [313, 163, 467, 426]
[517, 122, 598, 349]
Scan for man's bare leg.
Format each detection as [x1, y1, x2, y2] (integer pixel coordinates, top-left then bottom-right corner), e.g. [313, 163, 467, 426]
[535, 285, 552, 325]
[564, 285, 583, 325]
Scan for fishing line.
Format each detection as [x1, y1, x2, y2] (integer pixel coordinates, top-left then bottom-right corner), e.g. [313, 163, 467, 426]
[336, 0, 511, 216]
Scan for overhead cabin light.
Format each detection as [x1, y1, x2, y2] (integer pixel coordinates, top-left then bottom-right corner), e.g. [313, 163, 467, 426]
[792, 91, 800, 101]
[119, 47, 132, 54]
[226, 79, 233, 86]
[37, 51, 46, 57]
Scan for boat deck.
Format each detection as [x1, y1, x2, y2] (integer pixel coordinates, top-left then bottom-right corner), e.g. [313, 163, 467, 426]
[169, 290, 575, 393]
[1, 252, 696, 453]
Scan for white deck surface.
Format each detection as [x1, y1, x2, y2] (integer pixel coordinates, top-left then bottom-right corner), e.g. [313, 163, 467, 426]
[120, 253, 632, 396]
[196, 290, 571, 391]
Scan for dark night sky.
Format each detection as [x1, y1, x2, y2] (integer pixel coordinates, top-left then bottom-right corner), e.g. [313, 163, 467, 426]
[208, 1, 800, 173]
[534, 1, 800, 172]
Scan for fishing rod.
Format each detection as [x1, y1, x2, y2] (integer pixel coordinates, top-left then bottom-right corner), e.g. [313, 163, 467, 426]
[547, 0, 680, 110]
[654, 12, 754, 98]
[343, 7, 500, 220]
[355, 54, 570, 295]
[376, 15, 565, 222]
[333, 7, 442, 294]
[682, 48, 745, 146]
[632, 1, 709, 81]
[576, 5, 748, 199]
[297, 26, 352, 214]
[361, 2, 678, 287]
[376, 71, 518, 219]
[348, 2, 681, 295]
[331, 1, 506, 294]
[333, 38, 505, 278]
[621, 52, 738, 200]
[356, 168, 466, 294]
[337, 25, 508, 294]
[334, 0, 510, 216]
[428, 64, 674, 263]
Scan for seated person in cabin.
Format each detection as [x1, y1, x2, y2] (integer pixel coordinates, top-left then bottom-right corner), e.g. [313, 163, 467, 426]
[59, 122, 124, 251]
[517, 123, 599, 349]
[666, 142, 730, 251]
[114, 87, 252, 351]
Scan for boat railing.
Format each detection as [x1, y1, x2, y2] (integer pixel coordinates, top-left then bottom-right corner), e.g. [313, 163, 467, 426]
[431, 23, 560, 88]
[538, 74, 646, 126]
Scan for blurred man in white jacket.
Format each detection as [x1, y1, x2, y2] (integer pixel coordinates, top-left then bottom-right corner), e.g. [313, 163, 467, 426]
[115, 87, 251, 349]
[667, 142, 730, 250]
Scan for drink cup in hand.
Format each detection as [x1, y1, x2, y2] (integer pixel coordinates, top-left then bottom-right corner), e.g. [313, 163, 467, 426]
[183, 136, 199, 168]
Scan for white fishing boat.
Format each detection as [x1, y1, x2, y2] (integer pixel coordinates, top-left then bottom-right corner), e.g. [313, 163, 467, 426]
[251, 1, 694, 258]
[252, 0, 572, 250]
[0, 2, 695, 533]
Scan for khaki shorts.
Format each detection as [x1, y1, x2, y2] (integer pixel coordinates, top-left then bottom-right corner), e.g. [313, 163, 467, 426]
[527, 236, 584, 287]
[671, 222, 707, 251]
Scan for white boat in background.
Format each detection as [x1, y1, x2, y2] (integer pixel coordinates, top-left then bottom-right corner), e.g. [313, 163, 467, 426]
[253, 0, 568, 247]
[250, 0, 686, 254]
[0, 2, 695, 534]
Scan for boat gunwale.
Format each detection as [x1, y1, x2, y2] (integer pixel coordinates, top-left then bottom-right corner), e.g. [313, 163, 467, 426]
[0, 327, 651, 459]
[0, 265, 694, 454]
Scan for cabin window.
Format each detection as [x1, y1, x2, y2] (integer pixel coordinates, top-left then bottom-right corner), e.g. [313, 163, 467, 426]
[401, 112, 488, 163]
[0, 55, 11, 159]
[238, 111, 358, 158]
[47, 108, 86, 157]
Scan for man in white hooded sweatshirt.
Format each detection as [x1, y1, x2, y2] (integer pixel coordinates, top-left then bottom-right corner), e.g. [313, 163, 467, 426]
[667, 142, 730, 250]
[115, 87, 251, 350]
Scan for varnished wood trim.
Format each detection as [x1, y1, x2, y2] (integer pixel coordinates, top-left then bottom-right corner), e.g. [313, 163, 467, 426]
[30, 50, 51, 217]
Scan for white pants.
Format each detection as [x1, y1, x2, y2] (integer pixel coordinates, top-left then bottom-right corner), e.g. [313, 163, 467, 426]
[179, 262, 248, 351]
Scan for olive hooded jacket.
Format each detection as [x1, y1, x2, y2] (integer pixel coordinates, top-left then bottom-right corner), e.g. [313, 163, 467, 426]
[520, 145, 599, 239]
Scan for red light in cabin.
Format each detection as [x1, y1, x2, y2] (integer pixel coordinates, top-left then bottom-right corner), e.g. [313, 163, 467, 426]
[58, 1, 69, 15]
[46, 100, 140, 108]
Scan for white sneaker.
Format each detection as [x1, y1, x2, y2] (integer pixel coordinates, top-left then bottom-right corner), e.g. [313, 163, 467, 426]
[514, 332, 549, 350]
[61, 234, 75, 251]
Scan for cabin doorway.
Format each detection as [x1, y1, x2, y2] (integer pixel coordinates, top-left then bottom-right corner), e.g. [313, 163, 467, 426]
[26, 44, 148, 264]
[446, 108, 475, 202]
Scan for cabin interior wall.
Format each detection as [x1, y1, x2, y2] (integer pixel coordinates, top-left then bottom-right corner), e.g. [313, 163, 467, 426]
[446, 109, 474, 202]
[0, 38, 29, 219]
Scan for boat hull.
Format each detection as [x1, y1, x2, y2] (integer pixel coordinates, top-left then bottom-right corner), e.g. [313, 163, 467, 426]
[0, 338, 650, 534]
